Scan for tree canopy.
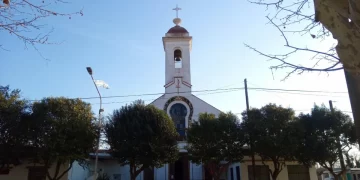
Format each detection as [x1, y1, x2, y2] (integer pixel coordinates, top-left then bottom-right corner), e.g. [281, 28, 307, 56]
[241, 104, 296, 180]
[29, 97, 98, 180]
[291, 104, 356, 180]
[105, 100, 179, 180]
[187, 112, 246, 180]
[0, 86, 30, 172]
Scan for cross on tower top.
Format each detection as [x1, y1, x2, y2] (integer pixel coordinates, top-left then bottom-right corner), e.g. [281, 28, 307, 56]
[172, 4, 182, 18]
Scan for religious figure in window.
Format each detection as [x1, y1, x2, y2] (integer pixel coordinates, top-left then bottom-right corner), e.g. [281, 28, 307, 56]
[169, 103, 187, 139]
[174, 49, 182, 69]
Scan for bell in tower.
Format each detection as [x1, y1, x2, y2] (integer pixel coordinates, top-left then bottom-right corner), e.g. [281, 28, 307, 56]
[174, 49, 182, 69]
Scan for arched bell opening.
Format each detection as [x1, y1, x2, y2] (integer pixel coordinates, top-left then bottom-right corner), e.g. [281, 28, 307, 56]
[174, 49, 182, 69]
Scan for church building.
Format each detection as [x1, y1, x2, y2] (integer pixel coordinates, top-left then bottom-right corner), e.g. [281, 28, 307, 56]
[148, 5, 222, 180]
[68, 6, 319, 180]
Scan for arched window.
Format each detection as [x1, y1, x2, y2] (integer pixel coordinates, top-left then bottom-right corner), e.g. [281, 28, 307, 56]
[174, 49, 182, 69]
[169, 103, 187, 140]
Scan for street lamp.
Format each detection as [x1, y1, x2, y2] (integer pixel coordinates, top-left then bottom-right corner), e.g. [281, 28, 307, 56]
[86, 67, 108, 180]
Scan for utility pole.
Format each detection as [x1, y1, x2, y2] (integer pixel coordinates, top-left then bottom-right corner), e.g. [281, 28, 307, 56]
[329, 100, 346, 178]
[244, 79, 256, 180]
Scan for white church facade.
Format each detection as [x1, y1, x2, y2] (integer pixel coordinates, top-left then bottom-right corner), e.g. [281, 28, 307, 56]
[68, 7, 318, 180]
[147, 11, 222, 180]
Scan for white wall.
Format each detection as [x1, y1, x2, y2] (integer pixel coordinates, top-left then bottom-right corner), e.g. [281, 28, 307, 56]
[68, 161, 87, 180]
[68, 160, 143, 180]
[240, 156, 318, 180]
[69, 159, 318, 180]
[163, 38, 192, 93]
[154, 164, 168, 180]
[190, 162, 203, 180]
[69, 161, 203, 180]
[1, 160, 69, 180]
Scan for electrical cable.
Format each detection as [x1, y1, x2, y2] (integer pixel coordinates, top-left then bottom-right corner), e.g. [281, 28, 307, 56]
[28, 86, 348, 102]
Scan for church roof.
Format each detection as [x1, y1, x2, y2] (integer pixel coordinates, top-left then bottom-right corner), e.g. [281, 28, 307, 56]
[167, 25, 189, 34]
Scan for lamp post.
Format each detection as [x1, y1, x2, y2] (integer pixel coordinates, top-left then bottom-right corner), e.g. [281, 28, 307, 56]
[86, 67, 104, 180]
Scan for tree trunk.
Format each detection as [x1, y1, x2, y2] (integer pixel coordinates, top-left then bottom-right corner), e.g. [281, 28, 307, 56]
[130, 163, 136, 180]
[270, 172, 278, 180]
[314, 0, 360, 148]
[344, 70, 360, 147]
[130, 169, 136, 180]
[271, 175, 277, 180]
[270, 168, 280, 180]
[130, 163, 145, 180]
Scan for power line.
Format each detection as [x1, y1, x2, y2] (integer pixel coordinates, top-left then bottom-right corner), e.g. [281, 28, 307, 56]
[98, 90, 347, 105]
[96, 89, 347, 106]
[85, 87, 245, 100]
[248, 87, 347, 94]
[97, 89, 240, 105]
[28, 86, 349, 102]
[251, 89, 347, 98]
[28, 87, 245, 102]
[185, 109, 354, 118]
[247, 81, 287, 101]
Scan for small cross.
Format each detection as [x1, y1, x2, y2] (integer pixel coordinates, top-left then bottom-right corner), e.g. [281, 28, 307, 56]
[172, 4, 182, 18]
[176, 79, 180, 94]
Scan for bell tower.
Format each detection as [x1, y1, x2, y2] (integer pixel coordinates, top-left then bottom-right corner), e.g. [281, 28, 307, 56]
[163, 5, 192, 95]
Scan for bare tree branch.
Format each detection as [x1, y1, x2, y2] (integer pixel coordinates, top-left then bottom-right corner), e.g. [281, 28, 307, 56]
[245, 0, 354, 80]
[248, 0, 360, 73]
[0, 0, 83, 59]
[245, 11, 342, 80]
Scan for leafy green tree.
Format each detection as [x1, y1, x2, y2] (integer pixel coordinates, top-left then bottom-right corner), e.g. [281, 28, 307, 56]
[292, 105, 356, 180]
[187, 112, 246, 180]
[29, 97, 98, 180]
[345, 153, 355, 168]
[0, 85, 30, 172]
[105, 100, 179, 180]
[241, 104, 296, 180]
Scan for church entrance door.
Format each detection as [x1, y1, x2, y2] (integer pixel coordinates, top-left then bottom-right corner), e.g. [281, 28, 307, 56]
[174, 158, 184, 180]
[169, 153, 189, 180]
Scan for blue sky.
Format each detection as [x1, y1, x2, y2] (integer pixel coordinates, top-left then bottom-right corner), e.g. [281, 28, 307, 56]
[0, 0, 352, 119]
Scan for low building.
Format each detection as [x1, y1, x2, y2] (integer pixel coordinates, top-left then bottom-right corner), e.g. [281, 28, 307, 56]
[68, 151, 318, 180]
[0, 160, 69, 180]
[321, 168, 360, 180]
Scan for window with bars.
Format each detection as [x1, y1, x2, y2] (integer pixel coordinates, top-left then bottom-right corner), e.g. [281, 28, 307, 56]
[287, 165, 310, 180]
[236, 166, 241, 180]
